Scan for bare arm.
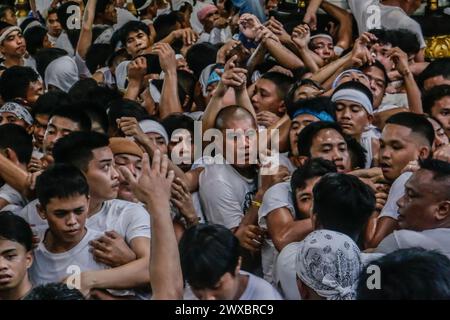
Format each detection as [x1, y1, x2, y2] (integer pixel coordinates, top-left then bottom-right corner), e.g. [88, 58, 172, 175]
[76, 0, 97, 59]
[266, 208, 313, 252]
[0, 154, 31, 197]
[321, 0, 353, 51]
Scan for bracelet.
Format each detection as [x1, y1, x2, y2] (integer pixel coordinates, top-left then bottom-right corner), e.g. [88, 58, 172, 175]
[185, 216, 201, 226]
[251, 200, 262, 208]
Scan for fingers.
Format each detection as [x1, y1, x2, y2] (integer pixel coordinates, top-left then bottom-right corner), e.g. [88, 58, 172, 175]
[104, 230, 119, 239]
[118, 166, 137, 187]
[160, 153, 169, 177]
[89, 240, 109, 253]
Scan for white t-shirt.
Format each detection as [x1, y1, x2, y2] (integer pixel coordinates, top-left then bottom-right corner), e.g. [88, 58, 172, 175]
[199, 162, 256, 229]
[376, 228, 450, 259]
[347, 0, 426, 48]
[274, 241, 302, 300]
[258, 182, 295, 284]
[16, 199, 151, 243]
[378, 172, 412, 220]
[0, 184, 27, 213]
[30, 228, 107, 286]
[198, 27, 232, 45]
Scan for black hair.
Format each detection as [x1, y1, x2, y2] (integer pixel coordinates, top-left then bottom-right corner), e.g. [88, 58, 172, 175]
[34, 48, 68, 81]
[36, 163, 89, 208]
[107, 98, 149, 134]
[76, 101, 109, 134]
[24, 283, 85, 300]
[0, 5, 14, 20]
[84, 85, 122, 112]
[179, 224, 240, 289]
[47, 7, 58, 17]
[418, 58, 450, 90]
[390, 28, 421, 56]
[49, 106, 92, 133]
[214, 105, 256, 130]
[260, 72, 294, 101]
[32, 91, 71, 118]
[290, 158, 337, 219]
[385, 112, 435, 148]
[297, 121, 345, 157]
[312, 172, 376, 241]
[286, 96, 334, 120]
[357, 248, 450, 300]
[19, 17, 40, 32]
[360, 60, 389, 88]
[95, 0, 113, 14]
[118, 20, 150, 47]
[68, 78, 99, 102]
[0, 124, 33, 164]
[53, 131, 109, 171]
[24, 25, 48, 56]
[186, 43, 219, 79]
[0, 211, 33, 252]
[423, 85, 450, 115]
[85, 43, 114, 74]
[333, 80, 374, 105]
[0, 66, 40, 102]
[153, 11, 182, 42]
[161, 113, 195, 137]
[177, 70, 196, 111]
[419, 158, 450, 182]
[368, 28, 395, 46]
[286, 78, 324, 106]
[345, 136, 367, 170]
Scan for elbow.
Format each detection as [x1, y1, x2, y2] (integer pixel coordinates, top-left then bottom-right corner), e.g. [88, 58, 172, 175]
[272, 233, 291, 252]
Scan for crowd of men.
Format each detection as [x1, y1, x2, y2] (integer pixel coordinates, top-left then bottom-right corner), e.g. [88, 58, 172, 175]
[0, 0, 450, 300]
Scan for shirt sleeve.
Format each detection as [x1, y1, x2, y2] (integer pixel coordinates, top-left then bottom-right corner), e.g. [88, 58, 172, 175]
[121, 204, 151, 242]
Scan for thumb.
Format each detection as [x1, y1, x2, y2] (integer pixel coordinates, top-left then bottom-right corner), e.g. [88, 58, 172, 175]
[118, 166, 136, 186]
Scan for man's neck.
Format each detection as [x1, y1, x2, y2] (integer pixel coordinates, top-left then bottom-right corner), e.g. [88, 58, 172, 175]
[234, 273, 249, 300]
[88, 197, 105, 217]
[4, 55, 23, 68]
[0, 276, 33, 300]
[381, 0, 407, 12]
[44, 228, 87, 253]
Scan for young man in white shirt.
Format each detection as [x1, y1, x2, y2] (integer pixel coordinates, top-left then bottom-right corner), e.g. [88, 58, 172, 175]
[179, 223, 282, 300]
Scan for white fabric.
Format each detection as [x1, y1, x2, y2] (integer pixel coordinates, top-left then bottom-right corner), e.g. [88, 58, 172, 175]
[274, 241, 302, 300]
[138, 119, 169, 144]
[296, 229, 362, 300]
[258, 182, 295, 284]
[376, 228, 450, 259]
[30, 228, 107, 286]
[0, 101, 33, 125]
[198, 26, 232, 45]
[115, 60, 131, 91]
[116, 8, 139, 29]
[331, 88, 373, 115]
[378, 172, 412, 220]
[54, 31, 74, 56]
[172, 0, 194, 11]
[190, 1, 213, 34]
[35, 0, 53, 16]
[199, 161, 256, 229]
[98, 67, 116, 88]
[0, 184, 27, 212]
[347, 0, 426, 49]
[360, 125, 381, 169]
[74, 52, 92, 79]
[44, 56, 79, 92]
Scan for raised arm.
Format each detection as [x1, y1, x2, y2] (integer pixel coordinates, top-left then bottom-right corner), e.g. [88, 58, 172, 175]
[320, 0, 353, 51]
[76, 0, 97, 59]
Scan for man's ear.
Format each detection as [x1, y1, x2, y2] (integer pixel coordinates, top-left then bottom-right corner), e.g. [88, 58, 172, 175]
[419, 146, 431, 160]
[436, 200, 450, 222]
[277, 102, 286, 115]
[25, 250, 33, 269]
[4, 148, 20, 165]
[368, 114, 374, 124]
[36, 203, 47, 220]
[296, 156, 309, 167]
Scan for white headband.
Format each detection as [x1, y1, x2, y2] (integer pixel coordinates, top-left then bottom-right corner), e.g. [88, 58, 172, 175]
[136, 0, 154, 12]
[23, 21, 43, 35]
[0, 26, 21, 44]
[0, 102, 33, 125]
[331, 88, 373, 115]
[310, 34, 333, 43]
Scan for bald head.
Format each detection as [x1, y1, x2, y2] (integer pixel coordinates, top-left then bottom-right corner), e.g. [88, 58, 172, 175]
[215, 105, 256, 131]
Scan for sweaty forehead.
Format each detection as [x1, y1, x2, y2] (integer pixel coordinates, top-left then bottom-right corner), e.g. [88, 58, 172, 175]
[49, 116, 80, 131]
[313, 128, 344, 144]
[311, 37, 333, 45]
[382, 124, 414, 142]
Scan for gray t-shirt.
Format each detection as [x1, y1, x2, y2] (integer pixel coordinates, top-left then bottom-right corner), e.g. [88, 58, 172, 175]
[379, 172, 412, 220]
[199, 163, 256, 229]
[258, 182, 295, 284]
[347, 0, 426, 48]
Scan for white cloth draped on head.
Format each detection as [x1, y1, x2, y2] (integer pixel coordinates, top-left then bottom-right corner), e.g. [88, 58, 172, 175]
[139, 119, 169, 144]
[295, 230, 362, 300]
[44, 56, 79, 93]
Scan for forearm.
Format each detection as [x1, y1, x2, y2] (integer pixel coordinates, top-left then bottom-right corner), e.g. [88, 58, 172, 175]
[306, 0, 324, 14]
[87, 257, 150, 290]
[403, 70, 423, 114]
[311, 52, 351, 86]
[123, 79, 142, 101]
[202, 82, 227, 132]
[159, 70, 183, 119]
[272, 219, 313, 252]
[321, 1, 352, 50]
[76, 0, 96, 59]
[146, 199, 183, 299]
[235, 87, 257, 121]
[297, 46, 320, 73]
[246, 43, 266, 80]
[264, 39, 305, 70]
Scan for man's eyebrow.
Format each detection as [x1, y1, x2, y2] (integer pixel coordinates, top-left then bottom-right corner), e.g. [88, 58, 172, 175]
[0, 248, 17, 255]
[99, 158, 113, 164]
